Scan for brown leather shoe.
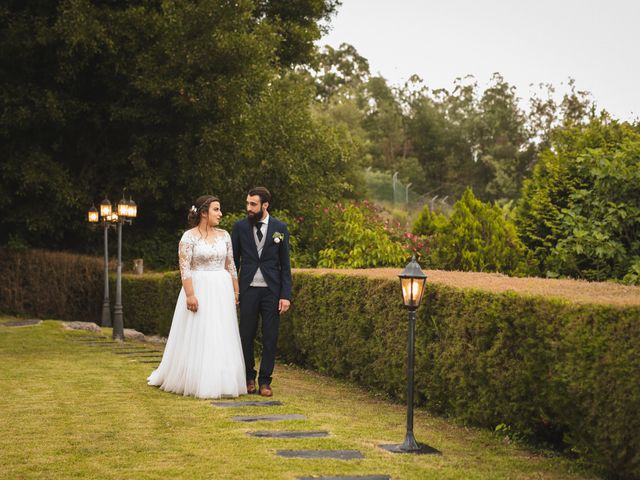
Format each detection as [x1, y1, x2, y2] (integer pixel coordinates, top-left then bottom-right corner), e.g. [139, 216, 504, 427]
[247, 380, 257, 394]
[259, 384, 273, 397]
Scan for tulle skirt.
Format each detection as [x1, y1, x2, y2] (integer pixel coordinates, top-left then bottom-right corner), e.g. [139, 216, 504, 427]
[148, 270, 247, 399]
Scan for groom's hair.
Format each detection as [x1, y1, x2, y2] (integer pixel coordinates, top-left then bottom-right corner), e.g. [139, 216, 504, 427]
[248, 187, 271, 205]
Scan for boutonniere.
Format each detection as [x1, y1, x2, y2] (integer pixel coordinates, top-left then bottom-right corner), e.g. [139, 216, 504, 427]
[272, 232, 284, 244]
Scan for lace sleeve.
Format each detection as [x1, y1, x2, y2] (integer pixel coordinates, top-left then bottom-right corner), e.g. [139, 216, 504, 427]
[178, 232, 194, 280]
[224, 231, 238, 279]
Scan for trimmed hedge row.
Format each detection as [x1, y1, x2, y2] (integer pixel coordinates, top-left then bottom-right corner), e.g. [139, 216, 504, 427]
[115, 272, 182, 336]
[1, 249, 639, 478]
[0, 249, 103, 322]
[284, 274, 640, 479]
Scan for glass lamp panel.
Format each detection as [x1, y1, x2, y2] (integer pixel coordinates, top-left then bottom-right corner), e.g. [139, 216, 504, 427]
[117, 199, 128, 217]
[100, 199, 111, 217]
[129, 199, 137, 218]
[400, 277, 426, 307]
[401, 277, 414, 306]
[88, 208, 99, 223]
[413, 277, 426, 306]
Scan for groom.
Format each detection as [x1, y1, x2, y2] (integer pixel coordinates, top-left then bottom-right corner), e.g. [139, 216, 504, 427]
[231, 187, 292, 397]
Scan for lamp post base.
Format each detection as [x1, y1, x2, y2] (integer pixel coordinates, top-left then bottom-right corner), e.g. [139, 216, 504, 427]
[379, 442, 441, 455]
[380, 432, 440, 454]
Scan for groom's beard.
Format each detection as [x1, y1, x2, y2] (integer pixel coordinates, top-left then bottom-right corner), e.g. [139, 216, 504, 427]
[247, 209, 264, 226]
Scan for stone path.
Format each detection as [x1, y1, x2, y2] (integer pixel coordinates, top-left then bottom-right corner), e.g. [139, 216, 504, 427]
[211, 400, 283, 407]
[248, 431, 329, 438]
[69, 331, 392, 478]
[0, 318, 42, 327]
[277, 450, 364, 460]
[212, 397, 389, 478]
[66, 334, 163, 367]
[232, 414, 307, 422]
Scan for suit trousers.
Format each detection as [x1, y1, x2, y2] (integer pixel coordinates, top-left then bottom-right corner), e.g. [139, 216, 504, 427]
[239, 286, 280, 386]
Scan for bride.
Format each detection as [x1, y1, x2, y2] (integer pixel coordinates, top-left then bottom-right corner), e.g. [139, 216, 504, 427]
[148, 195, 247, 398]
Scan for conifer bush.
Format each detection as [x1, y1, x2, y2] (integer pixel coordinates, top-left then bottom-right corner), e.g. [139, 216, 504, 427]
[413, 188, 535, 275]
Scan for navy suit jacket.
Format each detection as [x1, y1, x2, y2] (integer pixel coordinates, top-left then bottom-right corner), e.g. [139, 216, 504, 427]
[231, 217, 292, 301]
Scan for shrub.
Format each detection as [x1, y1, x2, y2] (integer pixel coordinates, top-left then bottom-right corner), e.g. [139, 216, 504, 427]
[544, 141, 640, 281]
[0, 248, 103, 322]
[516, 119, 640, 281]
[432, 188, 535, 275]
[281, 272, 640, 479]
[317, 202, 408, 268]
[412, 205, 448, 237]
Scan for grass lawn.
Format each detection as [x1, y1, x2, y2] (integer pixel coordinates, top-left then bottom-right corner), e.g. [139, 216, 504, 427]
[0, 318, 596, 480]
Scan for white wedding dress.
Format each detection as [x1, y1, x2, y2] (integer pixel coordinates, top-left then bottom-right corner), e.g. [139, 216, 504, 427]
[148, 229, 247, 399]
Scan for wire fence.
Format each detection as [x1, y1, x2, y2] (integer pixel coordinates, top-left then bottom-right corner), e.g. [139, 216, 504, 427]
[364, 168, 453, 213]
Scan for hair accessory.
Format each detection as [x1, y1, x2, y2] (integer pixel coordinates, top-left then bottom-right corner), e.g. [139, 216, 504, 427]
[189, 205, 197, 214]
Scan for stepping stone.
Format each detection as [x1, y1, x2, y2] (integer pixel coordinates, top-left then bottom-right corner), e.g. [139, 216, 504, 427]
[297, 476, 390, 480]
[248, 431, 329, 438]
[232, 414, 306, 422]
[113, 349, 152, 354]
[69, 337, 109, 341]
[212, 400, 283, 408]
[125, 353, 164, 358]
[277, 450, 364, 460]
[0, 319, 42, 327]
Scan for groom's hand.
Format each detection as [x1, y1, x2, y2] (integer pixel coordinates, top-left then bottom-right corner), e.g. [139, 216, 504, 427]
[278, 299, 290, 314]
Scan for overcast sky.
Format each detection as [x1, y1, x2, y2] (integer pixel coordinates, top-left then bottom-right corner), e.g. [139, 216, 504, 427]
[318, 0, 639, 121]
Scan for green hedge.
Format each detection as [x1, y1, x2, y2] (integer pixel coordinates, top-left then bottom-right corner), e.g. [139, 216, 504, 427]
[2, 249, 639, 478]
[0, 248, 103, 322]
[113, 272, 181, 337]
[283, 274, 640, 480]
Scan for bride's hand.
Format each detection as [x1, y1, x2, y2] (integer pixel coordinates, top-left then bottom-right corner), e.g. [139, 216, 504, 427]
[186, 295, 199, 313]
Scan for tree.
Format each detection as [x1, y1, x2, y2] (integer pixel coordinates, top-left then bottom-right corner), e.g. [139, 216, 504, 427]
[405, 84, 476, 199]
[254, 0, 341, 67]
[309, 42, 370, 103]
[474, 73, 535, 202]
[0, 0, 354, 264]
[516, 118, 640, 281]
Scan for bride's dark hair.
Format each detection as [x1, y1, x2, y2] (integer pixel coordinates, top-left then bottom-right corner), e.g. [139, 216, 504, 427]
[187, 195, 220, 227]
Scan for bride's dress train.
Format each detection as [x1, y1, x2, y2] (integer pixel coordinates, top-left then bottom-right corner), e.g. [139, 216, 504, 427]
[148, 229, 247, 399]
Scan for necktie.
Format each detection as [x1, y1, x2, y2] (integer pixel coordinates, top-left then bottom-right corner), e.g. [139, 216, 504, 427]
[256, 222, 263, 242]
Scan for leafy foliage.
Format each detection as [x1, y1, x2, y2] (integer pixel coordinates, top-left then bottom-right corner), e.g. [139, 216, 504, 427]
[316, 201, 408, 268]
[0, 0, 357, 256]
[279, 273, 640, 480]
[413, 189, 534, 275]
[412, 204, 448, 237]
[516, 119, 640, 281]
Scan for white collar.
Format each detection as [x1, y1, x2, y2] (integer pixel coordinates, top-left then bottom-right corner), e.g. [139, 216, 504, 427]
[256, 213, 269, 227]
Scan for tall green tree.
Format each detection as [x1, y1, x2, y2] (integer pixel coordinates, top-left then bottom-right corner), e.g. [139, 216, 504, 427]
[0, 0, 351, 260]
[474, 73, 535, 202]
[405, 80, 478, 199]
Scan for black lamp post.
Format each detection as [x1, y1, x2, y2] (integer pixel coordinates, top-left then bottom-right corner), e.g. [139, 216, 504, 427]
[380, 256, 440, 454]
[87, 200, 117, 327]
[87, 192, 137, 340]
